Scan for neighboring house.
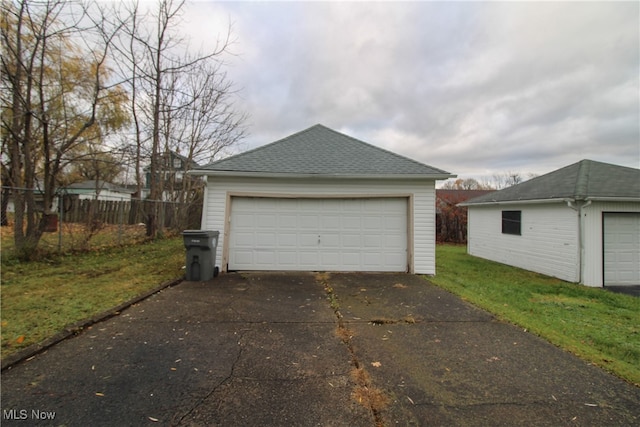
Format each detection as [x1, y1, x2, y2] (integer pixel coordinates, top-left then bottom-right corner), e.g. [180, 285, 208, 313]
[436, 189, 495, 243]
[461, 160, 640, 287]
[62, 180, 134, 202]
[4, 189, 58, 214]
[191, 124, 454, 274]
[143, 151, 202, 200]
[5, 180, 131, 220]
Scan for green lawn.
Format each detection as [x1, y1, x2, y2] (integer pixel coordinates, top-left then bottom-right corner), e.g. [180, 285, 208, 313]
[1, 237, 184, 359]
[430, 244, 640, 386]
[2, 240, 638, 386]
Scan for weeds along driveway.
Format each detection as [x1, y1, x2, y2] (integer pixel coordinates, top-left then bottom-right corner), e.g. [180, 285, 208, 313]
[327, 273, 640, 426]
[2, 272, 640, 427]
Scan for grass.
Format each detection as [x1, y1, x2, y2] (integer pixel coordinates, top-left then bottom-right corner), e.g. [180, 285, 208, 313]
[430, 244, 640, 386]
[1, 221, 150, 260]
[1, 236, 185, 359]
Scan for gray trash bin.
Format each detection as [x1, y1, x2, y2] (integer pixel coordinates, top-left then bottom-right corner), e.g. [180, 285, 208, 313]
[182, 230, 219, 281]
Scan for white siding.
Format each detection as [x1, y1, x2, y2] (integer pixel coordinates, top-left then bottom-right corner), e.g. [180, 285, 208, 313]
[468, 203, 579, 282]
[581, 201, 640, 287]
[201, 176, 436, 274]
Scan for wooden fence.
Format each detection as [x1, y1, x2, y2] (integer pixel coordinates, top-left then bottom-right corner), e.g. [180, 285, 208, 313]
[61, 197, 201, 230]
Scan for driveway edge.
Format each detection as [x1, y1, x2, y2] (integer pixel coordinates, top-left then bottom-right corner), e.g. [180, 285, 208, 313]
[1, 277, 184, 372]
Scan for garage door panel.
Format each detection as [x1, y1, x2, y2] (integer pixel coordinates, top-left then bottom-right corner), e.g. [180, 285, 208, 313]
[257, 214, 277, 227]
[342, 217, 361, 229]
[320, 252, 340, 266]
[322, 233, 340, 248]
[256, 232, 277, 248]
[342, 234, 362, 248]
[385, 235, 406, 248]
[278, 233, 297, 247]
[276, 251, 298, 267]
[279, 215, 297, 227]
[340, 253, 361, 269]
[364, 235, 382, 248]
[299, 233, 319, 248]
[229, 197, 407, 271]
[234, 232, 255, 247]
[234, 250, 254, 265]
[256, 251, 276, 265]
[234, 213, 255, 227]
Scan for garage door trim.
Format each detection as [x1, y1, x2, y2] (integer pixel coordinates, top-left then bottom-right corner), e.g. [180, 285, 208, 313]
[222, 192, 414, 273]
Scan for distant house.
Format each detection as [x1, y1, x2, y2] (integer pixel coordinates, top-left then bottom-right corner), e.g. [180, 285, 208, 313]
[62, 180, 134, 202]
[4, 188, 58, 214]
[461, 160, 640, 287]
[436, 189, 495, 243]
[142, 151, 202, 200]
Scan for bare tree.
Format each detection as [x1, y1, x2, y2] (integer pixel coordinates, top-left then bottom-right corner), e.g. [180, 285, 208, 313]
[1, 0, 127, 258]
[112, 0, 245, 236]
[490, 171, 523, 189]
[441, 178, 493, 190]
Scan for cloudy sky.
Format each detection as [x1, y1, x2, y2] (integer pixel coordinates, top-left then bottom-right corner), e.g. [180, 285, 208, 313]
[181, 1, 639, 182]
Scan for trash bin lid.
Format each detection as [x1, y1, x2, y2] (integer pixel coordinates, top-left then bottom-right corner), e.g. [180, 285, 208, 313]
[182, 230, 219, 238]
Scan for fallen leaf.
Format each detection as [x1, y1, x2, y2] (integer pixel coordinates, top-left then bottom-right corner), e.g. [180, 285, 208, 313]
[148, 416, 159, 422]
[371, 361, 382, 368]
[393, 283, 407, 289]
[407, 396, 415, 404]
[170, 367, 177, 371]
[95, 392, 104, 397]
[16, 335, 25, 344]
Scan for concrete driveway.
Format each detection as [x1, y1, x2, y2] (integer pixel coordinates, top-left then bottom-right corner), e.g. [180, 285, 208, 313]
[2, 272, 639, 426]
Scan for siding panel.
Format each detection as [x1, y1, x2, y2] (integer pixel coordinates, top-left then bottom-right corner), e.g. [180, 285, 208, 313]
[468, 203, 579, 282]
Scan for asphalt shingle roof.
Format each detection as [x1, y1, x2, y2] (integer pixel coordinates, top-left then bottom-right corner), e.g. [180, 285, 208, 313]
[196, 124, 452, 177]
[65, 180, 134, 194]
[463, 159, 640, 205]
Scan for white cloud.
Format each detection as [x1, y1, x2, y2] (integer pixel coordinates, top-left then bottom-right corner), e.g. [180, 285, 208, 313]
[182, 0, 639, 176]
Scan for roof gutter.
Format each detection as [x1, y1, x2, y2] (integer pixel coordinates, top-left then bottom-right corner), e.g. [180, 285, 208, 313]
[584, 196, 640, 202]
[189, 170, 456, 180]
[461, 195, 640, 207]
[459, 197, 569, 207]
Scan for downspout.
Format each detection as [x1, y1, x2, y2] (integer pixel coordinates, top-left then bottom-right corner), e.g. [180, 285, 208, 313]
[566, 199, 592, 284]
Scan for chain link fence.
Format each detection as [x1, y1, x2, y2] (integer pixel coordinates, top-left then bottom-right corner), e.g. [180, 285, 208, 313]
[1, 186, 202, 257]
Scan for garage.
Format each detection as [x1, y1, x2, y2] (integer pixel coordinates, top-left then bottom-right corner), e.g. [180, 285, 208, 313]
[192, 124, 454, 274]
[228, 197, 408, 271]
[604, 212, 640, 286]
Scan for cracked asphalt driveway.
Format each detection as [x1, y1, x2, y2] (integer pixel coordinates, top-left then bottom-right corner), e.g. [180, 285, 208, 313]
[2, 272, 639, 426]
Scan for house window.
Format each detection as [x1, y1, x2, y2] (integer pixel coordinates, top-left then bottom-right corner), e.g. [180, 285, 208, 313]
[502, 210, 521, 235]
[173, 158, 182, 169]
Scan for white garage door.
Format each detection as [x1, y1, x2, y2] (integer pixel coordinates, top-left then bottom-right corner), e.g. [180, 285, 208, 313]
[228, 197, 408, 272]
[604, 213, 640, 286]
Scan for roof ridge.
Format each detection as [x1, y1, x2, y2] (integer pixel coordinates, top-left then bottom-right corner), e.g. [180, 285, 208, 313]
[203, 124, 322, 168]
[574, 159, 591, 200]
